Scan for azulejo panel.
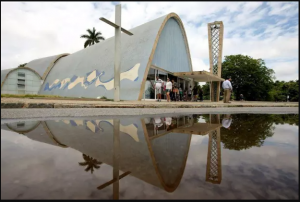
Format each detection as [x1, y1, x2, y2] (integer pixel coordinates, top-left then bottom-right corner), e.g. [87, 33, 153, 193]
[44, 63, 141, 91]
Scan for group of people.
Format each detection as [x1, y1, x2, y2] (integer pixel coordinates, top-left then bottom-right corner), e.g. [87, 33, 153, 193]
[153, 76, 204, 102]
[154, 75, 239, 103]
[153, 114, 232, 135]
[153, 116, 173, 131]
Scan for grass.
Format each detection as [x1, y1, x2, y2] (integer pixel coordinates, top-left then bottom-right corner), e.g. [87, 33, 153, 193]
[1, 94, 114, 101]
[1, 94, 62, 98]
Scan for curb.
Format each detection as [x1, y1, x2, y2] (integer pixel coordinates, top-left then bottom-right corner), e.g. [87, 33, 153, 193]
[1, 102, 298, 109]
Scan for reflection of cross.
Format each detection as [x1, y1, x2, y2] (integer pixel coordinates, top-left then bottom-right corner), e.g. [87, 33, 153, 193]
[99, 4, 133, 102]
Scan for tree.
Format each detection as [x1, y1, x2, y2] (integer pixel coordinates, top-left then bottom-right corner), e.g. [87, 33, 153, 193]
[287, 80, 299, 102]
[269, 80, 299, 102]
[221, 55, 275, 101]
[270, 114, 299, 126]
[78, 154, 102, 174]
[18, 63, 27, 67]
[201, 114, 298, 150]
[220, 114, 275, 150]
[201, 82, 210, 100]
[80, 27, 105, 48]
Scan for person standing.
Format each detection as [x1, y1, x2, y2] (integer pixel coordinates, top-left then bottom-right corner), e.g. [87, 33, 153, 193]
[184, 89, 188, 101]
[222, 114, 232, 130]
[165, 117, 172, 130]
[199, 88, 203, 102]
[153, 117, 164, 135]
[170, 80, 174, 101]
[154, 76, 163, 102]
[222, 77, 233, 103]
[188, 86, 192, 101]
[240, 94, 244, 101]
[165, 78, 172, 102]
[179, 86, 183, 101]
[193, 86, 198, 102]
[171, 79, 177, 101]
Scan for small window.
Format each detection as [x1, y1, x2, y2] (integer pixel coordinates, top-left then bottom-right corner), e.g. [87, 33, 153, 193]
[18, 84, 25, 89]
[17, 123, 25, 128]
[18, 72, 25, 77]
[18, 79, 25, 82]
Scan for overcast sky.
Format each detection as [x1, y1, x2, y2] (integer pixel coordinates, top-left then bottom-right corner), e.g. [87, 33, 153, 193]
[1, 2, 298, 81]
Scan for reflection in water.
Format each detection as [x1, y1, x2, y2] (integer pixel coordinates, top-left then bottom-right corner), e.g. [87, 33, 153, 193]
[1, 114, 298, 199]
[79, 154, 102, 174]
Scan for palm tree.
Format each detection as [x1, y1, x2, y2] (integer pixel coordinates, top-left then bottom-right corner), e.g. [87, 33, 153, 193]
[78, 154, 102, 174]
[80, 27, 105, 48]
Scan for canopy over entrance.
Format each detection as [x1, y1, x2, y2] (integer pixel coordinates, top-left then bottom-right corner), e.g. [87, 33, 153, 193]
[173, 71, 224, 82]
[149, 122, 222, 140]
[171, 123, 222, 135]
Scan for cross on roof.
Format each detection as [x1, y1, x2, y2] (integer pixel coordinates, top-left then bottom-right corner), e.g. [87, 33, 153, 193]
[99, 4, 133, 102]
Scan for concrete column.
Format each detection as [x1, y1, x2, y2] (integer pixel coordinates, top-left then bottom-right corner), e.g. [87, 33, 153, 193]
[208, 21, 224, 102]
[114, 5, 121, 102]
[113, 119, 120, 199]
[206, 128, 222, 184]
[206, 114, 221, 184]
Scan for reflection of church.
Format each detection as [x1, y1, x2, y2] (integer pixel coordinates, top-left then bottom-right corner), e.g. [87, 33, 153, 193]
[1, 114, 223, 198]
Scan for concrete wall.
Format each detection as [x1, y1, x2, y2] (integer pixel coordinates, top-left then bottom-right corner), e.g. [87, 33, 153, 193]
[45, 118, 162, 188]
[1, 54, 66, 87]
[39, 15, 167, 100]
[1, 116, 191, 191]
[151, 132, 191, 187]
[152, 18, 192, 72]
[1, 69, 11, 84]
[1, 13, 192, 100]
[6, 121, 40, 133]
[39, 14, 192, 100]
[26, 54, 64, 77]
[1, 69, 41, 94]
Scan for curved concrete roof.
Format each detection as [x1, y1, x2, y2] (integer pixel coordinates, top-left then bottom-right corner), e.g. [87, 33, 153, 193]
[1, 54, 69, 88]
[38, 13, 193, 100]
[1, 68, 11, 84]
[1, 118, 191, 193]
[1, 66, 42, 88]
[26, 53, 69, 79]
[1, 12, 193, 100]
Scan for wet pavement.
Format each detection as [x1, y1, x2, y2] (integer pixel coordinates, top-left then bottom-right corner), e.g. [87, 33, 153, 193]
[1, 113, 299, 199]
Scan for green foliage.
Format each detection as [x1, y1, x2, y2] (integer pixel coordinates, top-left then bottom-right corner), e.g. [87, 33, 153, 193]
[201, 114, 299, 150]
[270, 114, 299, 126]
[80, 27, 105, 48]
[1, 94, 62, 98]
[18, 63, 27, 67]
[201, 82, 210, 100]
[268, 80, 299, 102]
[221, 55, 275, 101]
[220, 114, 275, 150]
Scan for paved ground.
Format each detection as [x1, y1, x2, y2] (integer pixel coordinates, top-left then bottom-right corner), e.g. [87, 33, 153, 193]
[1, 97, 298, 109]
[1, 107, 298, 120]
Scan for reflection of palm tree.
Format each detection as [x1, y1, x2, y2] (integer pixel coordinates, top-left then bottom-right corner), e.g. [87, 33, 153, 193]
[78, 154, 102, 174]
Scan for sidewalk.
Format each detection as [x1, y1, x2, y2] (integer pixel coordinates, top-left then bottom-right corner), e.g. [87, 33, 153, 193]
[1, 97, 298, 108]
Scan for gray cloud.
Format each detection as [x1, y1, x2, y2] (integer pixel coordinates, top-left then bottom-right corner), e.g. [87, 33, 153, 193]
[1, 2, 298, 82]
